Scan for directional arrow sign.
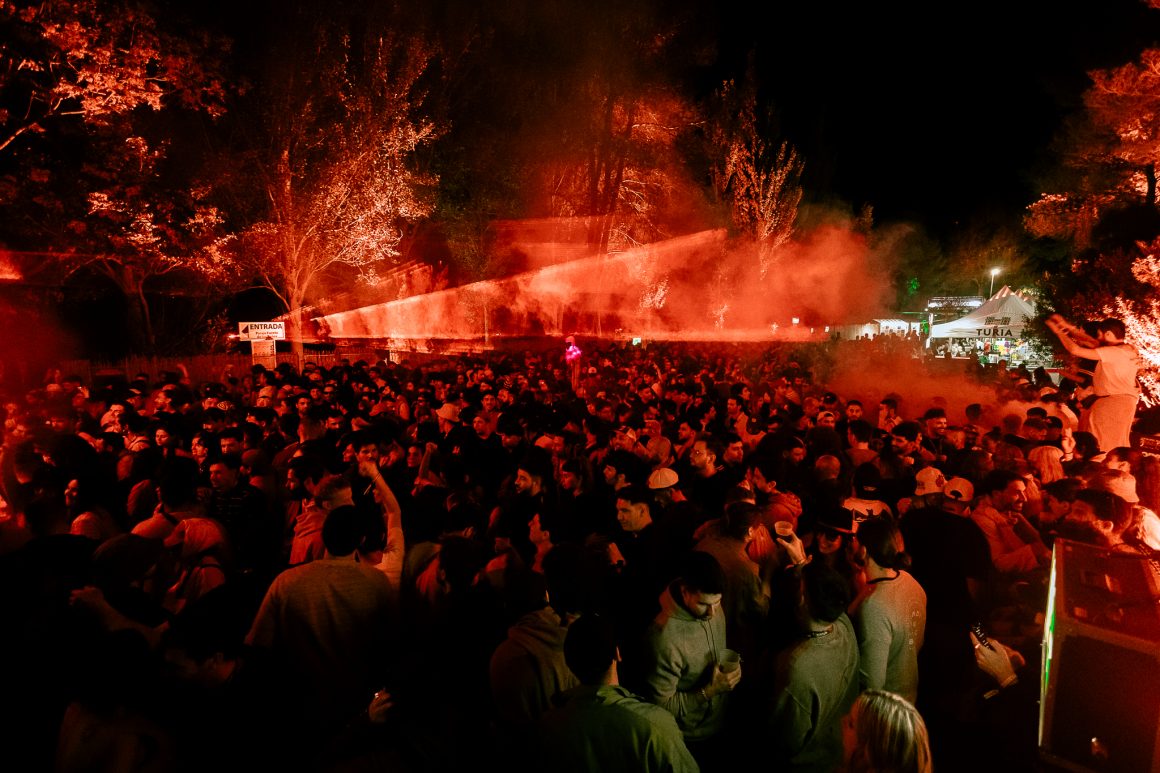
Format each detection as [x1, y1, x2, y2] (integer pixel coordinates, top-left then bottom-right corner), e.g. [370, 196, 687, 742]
[238, 321, 286, 341]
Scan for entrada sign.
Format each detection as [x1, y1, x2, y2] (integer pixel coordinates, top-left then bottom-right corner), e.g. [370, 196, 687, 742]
[238, 321, 286, 340]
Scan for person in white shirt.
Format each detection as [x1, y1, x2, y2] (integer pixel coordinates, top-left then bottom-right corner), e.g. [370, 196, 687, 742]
[1046, 315, 1141, 452]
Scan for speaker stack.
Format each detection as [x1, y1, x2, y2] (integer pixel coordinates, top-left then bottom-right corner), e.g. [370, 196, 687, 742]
[1039, 539, 1160, 772]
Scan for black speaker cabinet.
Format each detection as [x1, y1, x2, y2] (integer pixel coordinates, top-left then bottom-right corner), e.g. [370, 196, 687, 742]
[1039, 539, 1160, 772]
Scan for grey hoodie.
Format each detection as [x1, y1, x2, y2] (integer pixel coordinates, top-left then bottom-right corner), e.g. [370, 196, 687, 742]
[642, 582, 729, 740]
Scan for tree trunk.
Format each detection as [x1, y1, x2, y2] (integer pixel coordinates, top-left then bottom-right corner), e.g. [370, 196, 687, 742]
[135, 282, 157, 354]
[287, 289, 305, 370]
[114, 265, 157, 354]
[1147, 163, 1157, 207]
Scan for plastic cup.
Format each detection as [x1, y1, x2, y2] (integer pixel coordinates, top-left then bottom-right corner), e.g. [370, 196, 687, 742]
[774, 521, 794, 538]
[719, 648, 741, 673]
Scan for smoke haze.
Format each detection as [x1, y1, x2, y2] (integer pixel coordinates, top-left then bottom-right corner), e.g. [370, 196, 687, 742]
[316, 217, 897, 345]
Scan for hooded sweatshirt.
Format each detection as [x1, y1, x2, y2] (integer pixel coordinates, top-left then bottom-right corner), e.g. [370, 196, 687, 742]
[540, 684, 699, 773]
[642, 581, 728, 740]
[490, 606, 579, 730]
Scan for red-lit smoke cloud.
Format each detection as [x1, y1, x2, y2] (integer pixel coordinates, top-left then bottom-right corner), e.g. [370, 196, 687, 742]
[823, 347, 1010, 429]
[315, 218, 897, 346]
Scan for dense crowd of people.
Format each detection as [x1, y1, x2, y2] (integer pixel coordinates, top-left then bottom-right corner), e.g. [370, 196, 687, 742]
[1, 334, 1157, 773]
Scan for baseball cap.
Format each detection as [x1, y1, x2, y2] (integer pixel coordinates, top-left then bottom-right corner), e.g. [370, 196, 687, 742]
[1089, 470, 1140, 504]
[914, 467, 947, 497]
[648, 467, 679, 490]
[943, 477, 975, 502]
[816, 505, 854, 535]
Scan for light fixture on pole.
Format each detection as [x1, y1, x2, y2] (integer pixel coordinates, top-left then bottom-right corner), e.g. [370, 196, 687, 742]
[989, 267, 1000, 296]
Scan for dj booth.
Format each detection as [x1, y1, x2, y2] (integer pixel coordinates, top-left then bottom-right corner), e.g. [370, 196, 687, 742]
[1039, 539, 1160, 772]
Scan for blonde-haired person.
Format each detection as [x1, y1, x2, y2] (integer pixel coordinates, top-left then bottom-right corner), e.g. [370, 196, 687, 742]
[843, 689, 933, 773]
[1027, 445, 1066, 486]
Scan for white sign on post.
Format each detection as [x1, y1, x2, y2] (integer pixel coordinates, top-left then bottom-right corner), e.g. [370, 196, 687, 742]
[238, 321, 286, 341]
[250, 338, 277, 369]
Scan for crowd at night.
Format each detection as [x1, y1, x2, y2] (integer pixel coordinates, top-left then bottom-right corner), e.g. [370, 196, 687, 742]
[6, 1, 1160, 771]
[0, 337, 1156, 772]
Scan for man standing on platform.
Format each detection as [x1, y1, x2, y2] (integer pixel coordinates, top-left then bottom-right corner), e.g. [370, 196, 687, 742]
[1046, 315, 1140, 452]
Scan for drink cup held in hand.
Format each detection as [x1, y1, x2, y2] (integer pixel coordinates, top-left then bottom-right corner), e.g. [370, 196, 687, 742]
[774, 521, 794, 538]
[719, 648, 742, 673]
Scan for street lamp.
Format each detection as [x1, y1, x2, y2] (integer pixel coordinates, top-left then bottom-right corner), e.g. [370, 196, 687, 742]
[989, 267, 1000, 296]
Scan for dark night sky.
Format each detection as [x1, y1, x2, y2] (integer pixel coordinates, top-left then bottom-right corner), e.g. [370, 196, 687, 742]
[703, 0, 1160, 233]
[202, 0, 1160, 235]
[200, 0, 1160, 331]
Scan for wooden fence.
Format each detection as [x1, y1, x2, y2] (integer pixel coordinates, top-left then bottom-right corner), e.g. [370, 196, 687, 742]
[56, 351, 387, 388]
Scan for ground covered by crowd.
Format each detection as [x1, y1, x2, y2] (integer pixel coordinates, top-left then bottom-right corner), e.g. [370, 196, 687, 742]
[1, 339, 1156, 772]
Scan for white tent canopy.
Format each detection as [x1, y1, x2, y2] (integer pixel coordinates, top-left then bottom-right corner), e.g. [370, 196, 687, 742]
[929, 286, 1036, 339]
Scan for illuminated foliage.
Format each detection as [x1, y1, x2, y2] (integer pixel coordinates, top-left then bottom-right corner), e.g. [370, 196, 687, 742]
[1025, 41, 1160, 246]
[1027, 5, 1160, 401]
[1025, 192, 1113, 246]
[1114, 239, 1160, 404]
[0, 0, 226, 155]
[233, 5, 439, 330]
[713, 78, 804, 278]
[0, 0, 230, 352]
[530, 80, 702, 254]
[71, 128, 236, 351]
[429, 0, 711, 266]
[1085, 49, 1160, 194]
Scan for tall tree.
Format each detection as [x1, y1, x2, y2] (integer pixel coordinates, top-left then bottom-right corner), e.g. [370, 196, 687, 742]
[1113, 234, 1160, 401]
[0, 0, 225, 156]
[74, 127, 236, 351]
[709, 76, 804, 278]
[1025, 35, 1160, 247]
[1025, 4, 1160, 400]
[516, 2, 707, 255]
[231, 2, 439, 352]
[428, 0, 715, 275]
[0, 0, 230, 353]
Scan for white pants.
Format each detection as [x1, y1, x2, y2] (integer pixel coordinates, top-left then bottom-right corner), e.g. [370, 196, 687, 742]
[1085, 394, 1138, 452]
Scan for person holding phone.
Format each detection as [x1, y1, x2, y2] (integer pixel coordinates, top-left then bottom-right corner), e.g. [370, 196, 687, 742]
[964, 628, 1040, 769]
